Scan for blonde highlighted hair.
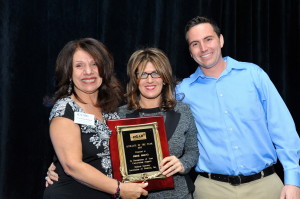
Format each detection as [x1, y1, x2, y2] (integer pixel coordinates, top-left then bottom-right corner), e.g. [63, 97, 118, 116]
[126, 48, 176, 110]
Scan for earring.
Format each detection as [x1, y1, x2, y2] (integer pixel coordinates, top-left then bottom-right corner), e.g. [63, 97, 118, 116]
[68, 80, 73, 95]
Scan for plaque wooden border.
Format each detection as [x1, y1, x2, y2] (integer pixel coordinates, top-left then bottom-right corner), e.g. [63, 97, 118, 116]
[107, 115, 174, 191]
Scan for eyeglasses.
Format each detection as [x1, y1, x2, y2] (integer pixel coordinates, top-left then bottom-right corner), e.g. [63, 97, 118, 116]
[137, 72, 161, 79]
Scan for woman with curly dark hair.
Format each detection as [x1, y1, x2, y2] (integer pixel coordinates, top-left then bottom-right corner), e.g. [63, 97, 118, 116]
[43, 38, 148, 199]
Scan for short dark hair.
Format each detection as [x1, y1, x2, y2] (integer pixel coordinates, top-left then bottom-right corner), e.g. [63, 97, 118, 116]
[185, 16, 221, 41]
[53, 38, 123, 112]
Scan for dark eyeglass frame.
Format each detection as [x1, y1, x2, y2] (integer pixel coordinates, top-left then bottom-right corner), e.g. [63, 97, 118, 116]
[136, 72, 161, 79]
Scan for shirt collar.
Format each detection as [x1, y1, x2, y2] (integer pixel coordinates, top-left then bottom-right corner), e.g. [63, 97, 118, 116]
[188, 56, 247, 84]
[223, 56, 247, 72]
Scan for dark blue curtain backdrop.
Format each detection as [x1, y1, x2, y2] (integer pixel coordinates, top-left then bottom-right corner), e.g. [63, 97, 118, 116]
[0, 0, 299, 198]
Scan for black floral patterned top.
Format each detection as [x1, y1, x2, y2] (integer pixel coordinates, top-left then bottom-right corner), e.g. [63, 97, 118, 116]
[44, 97, 119, 199]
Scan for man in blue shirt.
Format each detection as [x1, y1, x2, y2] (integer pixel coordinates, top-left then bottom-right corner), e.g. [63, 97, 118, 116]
[176, 16, 300, 199]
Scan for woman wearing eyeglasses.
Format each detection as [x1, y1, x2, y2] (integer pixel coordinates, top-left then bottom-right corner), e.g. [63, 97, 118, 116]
[45, 48, 198, 199]
[117, 48, 199, 199]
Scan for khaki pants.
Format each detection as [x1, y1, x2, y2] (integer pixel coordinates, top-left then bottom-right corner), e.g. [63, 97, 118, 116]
[193, 173, 283, 199]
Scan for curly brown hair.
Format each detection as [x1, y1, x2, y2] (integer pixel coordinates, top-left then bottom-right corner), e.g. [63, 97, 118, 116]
[53, 38, 123, 112]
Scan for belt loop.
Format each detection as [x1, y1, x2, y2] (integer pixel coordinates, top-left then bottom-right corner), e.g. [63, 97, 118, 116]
[261, 171, 264, 179]
[208, 173, 211, 179]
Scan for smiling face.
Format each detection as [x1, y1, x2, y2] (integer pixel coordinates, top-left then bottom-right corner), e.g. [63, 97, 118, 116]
[187, 23, 224, 71]
[72, 49, 102, 96]
[138, 62, 163, 108]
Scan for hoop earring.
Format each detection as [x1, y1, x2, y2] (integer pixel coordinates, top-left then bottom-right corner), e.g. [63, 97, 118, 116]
[68, 80, 73, 95]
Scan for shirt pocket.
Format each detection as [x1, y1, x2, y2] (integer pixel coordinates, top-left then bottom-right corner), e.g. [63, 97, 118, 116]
[229, 86, 264, 121]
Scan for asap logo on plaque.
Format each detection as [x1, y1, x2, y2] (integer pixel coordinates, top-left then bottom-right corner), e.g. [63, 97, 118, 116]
[107, 115, 174, 191]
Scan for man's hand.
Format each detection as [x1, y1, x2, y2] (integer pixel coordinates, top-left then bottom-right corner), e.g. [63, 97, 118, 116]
[280, 185, 300, 199]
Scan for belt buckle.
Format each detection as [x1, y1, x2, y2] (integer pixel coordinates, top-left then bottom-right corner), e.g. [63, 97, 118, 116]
[228, 175, 241, 186]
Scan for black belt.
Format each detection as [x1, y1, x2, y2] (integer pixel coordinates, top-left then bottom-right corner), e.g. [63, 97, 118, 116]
[199, 166, 275, 186]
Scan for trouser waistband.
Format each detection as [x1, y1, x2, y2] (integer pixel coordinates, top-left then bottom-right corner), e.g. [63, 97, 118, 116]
[198, 166, 275, 186]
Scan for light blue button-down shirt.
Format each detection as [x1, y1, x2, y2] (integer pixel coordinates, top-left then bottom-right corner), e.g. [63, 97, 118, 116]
[176, 56, 300, 186]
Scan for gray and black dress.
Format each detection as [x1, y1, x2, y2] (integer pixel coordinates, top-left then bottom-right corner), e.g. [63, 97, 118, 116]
[118, 101, 199, 199]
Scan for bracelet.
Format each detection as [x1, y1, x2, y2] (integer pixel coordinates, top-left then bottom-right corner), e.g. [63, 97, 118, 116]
[111, 179, 120, 199]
